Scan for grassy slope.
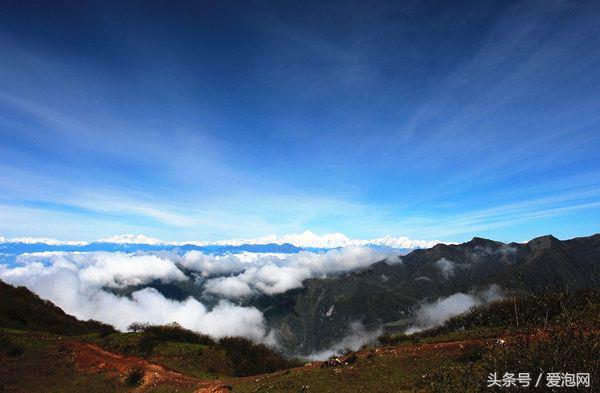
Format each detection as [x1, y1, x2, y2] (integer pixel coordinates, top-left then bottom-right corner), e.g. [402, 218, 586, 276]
[0, 326, 299, 392]
[231, 344, 455, 392]
[86, 325, 300, 379]
[0, 281, 136, 391]
[229, 290, 600, 392]
[0, 280, 116, 336]
[1, 281, 598, 392]
[0, 330, 129, 393]
[0, 328, 228, 392]
[0, 280, 296, 392]
[249, 234, 600, 354]
[380, 289, 600, 345]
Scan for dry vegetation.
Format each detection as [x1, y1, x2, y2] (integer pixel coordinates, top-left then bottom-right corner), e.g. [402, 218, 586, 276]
[1, 280, 598, 392]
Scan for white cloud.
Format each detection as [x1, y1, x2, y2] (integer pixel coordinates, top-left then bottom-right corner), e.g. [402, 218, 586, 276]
[0, 246, 404, 342]
[204, 276, 254, 298]
[198, 246, 398, 297]
[14, 251, 187, 288]
[405, 285, 504, 333]
[307, 321, 382, 360]
[179, 251, 277, 276]
[0, 251, 269, 342]
[247, 265, 311, 296]
[435, 258, 457, 279]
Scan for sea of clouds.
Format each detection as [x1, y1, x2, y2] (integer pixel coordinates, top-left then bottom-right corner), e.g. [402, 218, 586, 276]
[0, 246, 396, 344]
[0, 235, 511, 359]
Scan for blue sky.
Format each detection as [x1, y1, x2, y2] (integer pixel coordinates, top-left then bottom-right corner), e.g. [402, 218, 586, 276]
[0, 0, 599, 242]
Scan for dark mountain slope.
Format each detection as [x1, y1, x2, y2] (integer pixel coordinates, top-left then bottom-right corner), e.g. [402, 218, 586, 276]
[251, 234, 600, 354]
[0, 281, 298, 392]
[0, 280, 116, 336]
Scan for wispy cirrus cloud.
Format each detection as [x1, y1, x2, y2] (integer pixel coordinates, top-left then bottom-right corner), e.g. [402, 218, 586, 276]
[0, 1, 599, 243]
[408, 189, 600, 239]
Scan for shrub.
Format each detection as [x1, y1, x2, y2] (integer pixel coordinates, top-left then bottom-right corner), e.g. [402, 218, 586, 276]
[426, 326, 600, 392]
[133, 323, 216, 354]
[142, 323, 215, 345]
[127, 322, 149, 333]
[101, 323, 300, 377]
[434, 290, 600, 335]
[346, 353, 358, 364]
[391, 290, 600, 344]
[0, 333, 24, 357]
[378, 333, 418, 346]
[218, 336, 300, 376]
[125, 368, 145, 387]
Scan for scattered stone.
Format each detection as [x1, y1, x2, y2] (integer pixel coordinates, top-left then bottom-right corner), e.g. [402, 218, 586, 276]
[320, 357, 342, 368]
[320, 353, 359, 368]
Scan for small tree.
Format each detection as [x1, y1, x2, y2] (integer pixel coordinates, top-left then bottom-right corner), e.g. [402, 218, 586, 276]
[127, 322, 149, 333]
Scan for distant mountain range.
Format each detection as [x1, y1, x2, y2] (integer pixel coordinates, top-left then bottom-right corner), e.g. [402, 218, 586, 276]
[95, 233, 600, 354]
[0, 230, 444, 250]
[0, 240, 306, 259]
[3, 231, 599, 356]
[250, 233, 600, 354]
[0, 231, 444, 264]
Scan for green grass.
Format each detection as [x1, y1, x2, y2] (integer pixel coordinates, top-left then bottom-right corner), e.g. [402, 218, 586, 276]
[232, 290, 600, 392]
[85, 323, 301, 379]
[0, 330, 208, 393]
[231, 345, 453, 392]
[148, 341, 232, 379]
[425, 327, 600, 392]
[2, 285, 598, 392]
[379, 289, 600, 346]
[88, 331, 229, 377]
[0, 331, 128, 393]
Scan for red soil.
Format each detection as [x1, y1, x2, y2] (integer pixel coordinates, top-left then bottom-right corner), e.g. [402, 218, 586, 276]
[65, 340, 229, 392]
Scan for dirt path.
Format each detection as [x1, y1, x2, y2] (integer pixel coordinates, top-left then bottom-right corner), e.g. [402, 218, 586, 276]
[223, 327, 571, 388]
[65, 328, 586, 391]
[65, 340, 231, 392]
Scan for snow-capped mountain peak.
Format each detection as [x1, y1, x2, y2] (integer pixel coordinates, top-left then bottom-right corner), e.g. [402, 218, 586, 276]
[0, 237, 89, 246]
[97, 234, 165, 245]
[0, 231, 446, 250]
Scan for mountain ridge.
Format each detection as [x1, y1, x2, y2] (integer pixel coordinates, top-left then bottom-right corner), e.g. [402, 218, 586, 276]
[0, 230, 445, 249]
[247, 232, 600, 353]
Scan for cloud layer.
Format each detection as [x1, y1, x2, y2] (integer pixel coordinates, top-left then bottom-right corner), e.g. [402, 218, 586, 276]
[405, 285, 504, 333]
[307, 321, 382, 361]
[0, 246, 398, 342]
[184, 246, 400, 297]
[0, 251, 268, 341]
